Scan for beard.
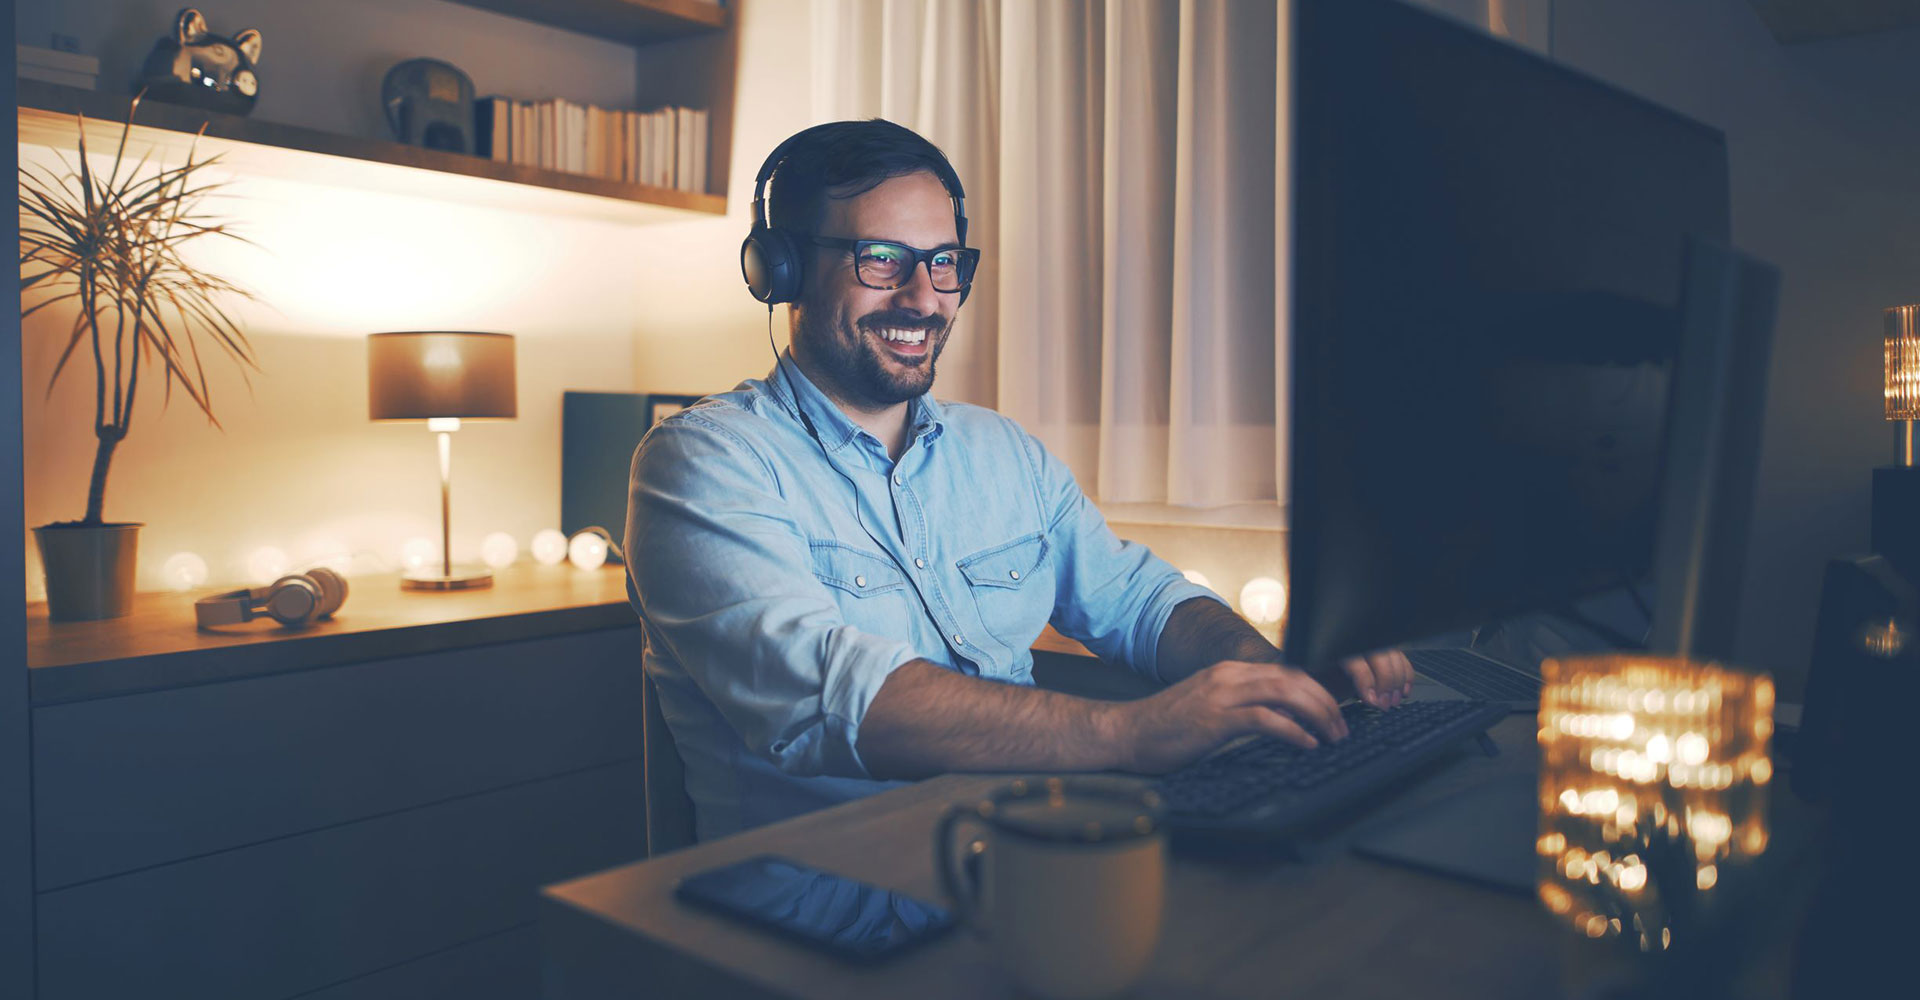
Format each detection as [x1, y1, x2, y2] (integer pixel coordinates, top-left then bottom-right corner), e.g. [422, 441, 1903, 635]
[795, 304, 950, 409]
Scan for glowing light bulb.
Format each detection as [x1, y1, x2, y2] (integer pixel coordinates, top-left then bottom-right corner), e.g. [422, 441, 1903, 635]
[480, 532, 519, 569]
[1239, 576, 1288, 626]
[247, 546, 290, 584]
[162, 552, 208, 591]
[400, 537, 437, 572]
[568, 530, 609, 571]
[1182, 570, 1213, 590]
[531, 529, 569, 566]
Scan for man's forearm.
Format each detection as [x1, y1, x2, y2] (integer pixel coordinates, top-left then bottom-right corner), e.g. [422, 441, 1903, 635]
[1155, 596, 1281, 684]
[856, 661, 1129, 780]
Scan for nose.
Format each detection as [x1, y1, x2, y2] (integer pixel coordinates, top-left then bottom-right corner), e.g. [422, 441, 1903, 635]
[889, 258, 946, 318]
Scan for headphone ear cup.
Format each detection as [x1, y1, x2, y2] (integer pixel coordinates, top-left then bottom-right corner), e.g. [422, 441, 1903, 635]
[305, 567, 348, 619]
[264, 575, 322, 627]
[742, 227, 805, 305]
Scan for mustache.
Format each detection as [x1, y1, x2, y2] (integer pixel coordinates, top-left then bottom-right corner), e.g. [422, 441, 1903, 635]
[857, 312, 945, 335]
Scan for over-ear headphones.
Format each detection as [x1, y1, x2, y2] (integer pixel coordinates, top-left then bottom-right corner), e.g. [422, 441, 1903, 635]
[741, 121, 971, 307]
[195, 567, 349, 629]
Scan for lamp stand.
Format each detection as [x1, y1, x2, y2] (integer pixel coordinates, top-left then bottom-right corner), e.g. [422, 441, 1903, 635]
[403, 418, 493, 591]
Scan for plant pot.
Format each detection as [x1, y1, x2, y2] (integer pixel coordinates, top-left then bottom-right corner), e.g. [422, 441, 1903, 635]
[34, 522, 142, 621]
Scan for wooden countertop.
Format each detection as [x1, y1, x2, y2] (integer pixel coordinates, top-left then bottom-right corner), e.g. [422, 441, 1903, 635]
[26, 564, 1095, 707]
[27, 564, 639, 705]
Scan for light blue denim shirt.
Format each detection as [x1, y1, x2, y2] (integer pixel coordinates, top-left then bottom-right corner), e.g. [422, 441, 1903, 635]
[625, 353, 1219, 840]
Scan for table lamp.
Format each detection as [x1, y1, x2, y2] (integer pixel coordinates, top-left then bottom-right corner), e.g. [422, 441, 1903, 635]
[368, 331, 517, 590]
[1874, 305, 1920, 579]
[1536, 654, 1772, 957]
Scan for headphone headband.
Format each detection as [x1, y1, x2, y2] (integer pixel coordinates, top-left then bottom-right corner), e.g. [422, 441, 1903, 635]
[751, 122, 969, 241]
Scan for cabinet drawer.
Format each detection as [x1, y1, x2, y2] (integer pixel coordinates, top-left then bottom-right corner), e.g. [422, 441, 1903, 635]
[35, 626, 644, 888]
[37, 760, 644, 1000]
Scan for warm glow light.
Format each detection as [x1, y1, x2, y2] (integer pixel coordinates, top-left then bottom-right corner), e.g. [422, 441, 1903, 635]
[247, 547, 290, 585]
[1537, 654, 1773, 952]
[1182, 570, 1213, 590]
[531, 529, 569, 566]
[1239, 576, 1288, 626]
[568, 530, 609, 571]
[480, 532, 519, 569]
[162, 552, 209, 592]
[400, 537, 437, 572]
[1886, 305, 1920, 421]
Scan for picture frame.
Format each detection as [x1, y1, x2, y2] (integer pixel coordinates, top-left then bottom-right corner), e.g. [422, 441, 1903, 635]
[646, 393, 705, 426]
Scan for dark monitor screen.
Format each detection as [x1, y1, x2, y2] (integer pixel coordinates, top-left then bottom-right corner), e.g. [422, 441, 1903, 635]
[1284, 0, 1731, 666]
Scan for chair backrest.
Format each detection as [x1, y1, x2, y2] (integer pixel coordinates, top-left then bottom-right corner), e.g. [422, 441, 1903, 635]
[641, 668, 697, 855]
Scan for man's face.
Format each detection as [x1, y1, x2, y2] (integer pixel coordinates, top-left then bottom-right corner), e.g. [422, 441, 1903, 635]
[792, 169, 961, 410]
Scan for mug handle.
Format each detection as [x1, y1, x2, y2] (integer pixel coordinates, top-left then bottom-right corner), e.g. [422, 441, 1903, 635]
[935, 801, 990, 938]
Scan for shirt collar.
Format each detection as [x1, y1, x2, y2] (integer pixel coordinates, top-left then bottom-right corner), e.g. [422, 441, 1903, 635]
[772, 352, 946, 452]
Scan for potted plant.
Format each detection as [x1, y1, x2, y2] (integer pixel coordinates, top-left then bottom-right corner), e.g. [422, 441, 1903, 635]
[18, 95, 257, 620]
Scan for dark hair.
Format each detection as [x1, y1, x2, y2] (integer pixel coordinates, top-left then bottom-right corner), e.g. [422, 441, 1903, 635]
[766, 119, 963, 236]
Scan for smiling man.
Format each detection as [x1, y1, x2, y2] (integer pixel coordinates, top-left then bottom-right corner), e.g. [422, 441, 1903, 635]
[624, 120, 1412, 841]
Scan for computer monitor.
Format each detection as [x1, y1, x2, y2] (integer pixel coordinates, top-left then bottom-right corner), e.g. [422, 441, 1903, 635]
[1283, 0, 1773, 667]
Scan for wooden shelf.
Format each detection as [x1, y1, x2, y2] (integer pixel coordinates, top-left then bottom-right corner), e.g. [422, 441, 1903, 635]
[17, 79, 727, 225]
[445, 0, 728, 45]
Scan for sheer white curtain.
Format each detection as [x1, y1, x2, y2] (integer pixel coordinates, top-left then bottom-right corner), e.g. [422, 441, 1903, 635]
[809, 0, 1543, 510]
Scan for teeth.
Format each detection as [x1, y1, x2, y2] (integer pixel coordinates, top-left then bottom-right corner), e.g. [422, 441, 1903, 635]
[876, 327, 927, 345]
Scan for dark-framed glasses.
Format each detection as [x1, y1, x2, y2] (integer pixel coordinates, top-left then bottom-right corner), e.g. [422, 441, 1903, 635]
[810, 236, 980, 294]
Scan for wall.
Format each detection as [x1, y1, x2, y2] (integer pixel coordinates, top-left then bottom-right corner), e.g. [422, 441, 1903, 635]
[13, 0, 758, 598]
[1549, 0, 1920, 696]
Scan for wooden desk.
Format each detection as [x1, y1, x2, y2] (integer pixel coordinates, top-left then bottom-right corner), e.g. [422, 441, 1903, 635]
[541, 709, 1813, 999]
[542, 715, 1569, 999]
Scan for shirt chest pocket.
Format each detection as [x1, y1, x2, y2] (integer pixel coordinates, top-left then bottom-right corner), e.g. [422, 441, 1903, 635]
[956, 532, 1054, 647]
[810, 542, 912, 636]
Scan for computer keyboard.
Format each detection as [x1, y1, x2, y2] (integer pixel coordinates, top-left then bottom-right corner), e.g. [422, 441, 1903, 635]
[1405, 647, 1542, 705]
[1154, 699, 1507, 844]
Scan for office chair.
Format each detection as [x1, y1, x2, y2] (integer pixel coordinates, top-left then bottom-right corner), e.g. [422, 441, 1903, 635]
[641, 668, 697, 855]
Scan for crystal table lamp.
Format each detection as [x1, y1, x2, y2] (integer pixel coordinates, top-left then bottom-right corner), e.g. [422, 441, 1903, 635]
[368, 331, 517, 590]
[1536, 654, 1773, 954]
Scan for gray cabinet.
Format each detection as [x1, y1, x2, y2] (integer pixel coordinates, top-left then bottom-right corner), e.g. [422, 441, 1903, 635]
[32, 625, 647, 1000]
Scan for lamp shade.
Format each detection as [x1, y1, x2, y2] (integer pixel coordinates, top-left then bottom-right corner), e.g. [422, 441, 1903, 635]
[1886, 305, 1920, 421]
[368, 331, 517, 420]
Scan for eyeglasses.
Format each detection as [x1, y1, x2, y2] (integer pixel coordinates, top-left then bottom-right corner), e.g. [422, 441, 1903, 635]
[810, 236, 981, 294]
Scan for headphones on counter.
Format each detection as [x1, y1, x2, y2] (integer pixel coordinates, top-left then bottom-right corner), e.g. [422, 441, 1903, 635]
[740, 121, 971, 307]
[195, 567, 349, 629]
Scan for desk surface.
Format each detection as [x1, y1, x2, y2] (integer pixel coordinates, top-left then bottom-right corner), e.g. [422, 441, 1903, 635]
[542, 712, 1809, 999]
[541, 715, 1583, 999]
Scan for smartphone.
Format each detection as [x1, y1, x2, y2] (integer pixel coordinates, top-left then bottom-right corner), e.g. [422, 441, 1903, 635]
[673, 854, 956, 963]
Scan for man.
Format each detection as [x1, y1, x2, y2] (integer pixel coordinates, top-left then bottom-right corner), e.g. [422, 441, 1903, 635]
[626, 120, 1412, 841]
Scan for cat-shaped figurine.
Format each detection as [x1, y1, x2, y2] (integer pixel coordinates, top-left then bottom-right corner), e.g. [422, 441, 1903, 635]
[137, 7, 262, 116]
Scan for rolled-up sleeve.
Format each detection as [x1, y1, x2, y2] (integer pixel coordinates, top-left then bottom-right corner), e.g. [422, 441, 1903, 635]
[1024, 432, 1225, 682]
[626, 413, 918, 780]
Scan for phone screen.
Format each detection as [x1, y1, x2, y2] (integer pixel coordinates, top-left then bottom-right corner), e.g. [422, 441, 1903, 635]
[674, 855, 955, 962]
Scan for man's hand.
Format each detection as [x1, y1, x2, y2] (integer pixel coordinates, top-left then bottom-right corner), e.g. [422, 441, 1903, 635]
[1326, 649, 1415, 709]
[1111, 659, 1351, 774]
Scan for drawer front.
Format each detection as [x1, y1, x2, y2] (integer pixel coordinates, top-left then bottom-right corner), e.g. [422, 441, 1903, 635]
[35, 626, 644, 888]
[37, 760, 644, 1000]
[299, 925, 536, 1000]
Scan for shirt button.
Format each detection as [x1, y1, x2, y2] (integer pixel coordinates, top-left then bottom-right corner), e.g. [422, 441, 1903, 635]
[893, 474, 904, 486]
[953, 634, 966, 646]
[854, 575, 867, 588]
[1010, 570, 1020, 580]
[914, 558, 927, 569]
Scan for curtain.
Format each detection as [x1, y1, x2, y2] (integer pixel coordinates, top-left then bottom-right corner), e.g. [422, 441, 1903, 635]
[810, 0, 1544, 508]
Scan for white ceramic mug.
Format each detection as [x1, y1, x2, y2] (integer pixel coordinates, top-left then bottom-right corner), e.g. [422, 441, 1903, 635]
[935, 777, 1166, 1000]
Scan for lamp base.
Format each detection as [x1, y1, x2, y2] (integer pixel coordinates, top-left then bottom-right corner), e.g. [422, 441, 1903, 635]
[401, 566, 494, 591]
